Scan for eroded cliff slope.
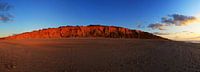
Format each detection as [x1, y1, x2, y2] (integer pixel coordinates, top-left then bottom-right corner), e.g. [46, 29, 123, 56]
[4, 25, 166, 39]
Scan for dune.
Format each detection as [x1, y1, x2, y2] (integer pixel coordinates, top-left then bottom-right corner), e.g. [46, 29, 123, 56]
[0, 38, 199, 72]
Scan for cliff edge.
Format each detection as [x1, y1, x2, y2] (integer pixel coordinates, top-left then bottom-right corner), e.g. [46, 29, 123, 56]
[4, 25, 166, 40]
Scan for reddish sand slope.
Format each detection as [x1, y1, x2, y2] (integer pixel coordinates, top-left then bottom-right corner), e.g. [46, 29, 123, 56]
[0, 38, 199, 72]
[4, 25, 165, 40]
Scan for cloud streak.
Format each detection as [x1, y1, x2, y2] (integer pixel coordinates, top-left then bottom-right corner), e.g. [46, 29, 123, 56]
[148, 14, 199, 30]
[153, 31, 195, 35]
[153, 32, 170, 35]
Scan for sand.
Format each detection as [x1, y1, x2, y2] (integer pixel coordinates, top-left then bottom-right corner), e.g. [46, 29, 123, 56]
[0, 38, 199, 72]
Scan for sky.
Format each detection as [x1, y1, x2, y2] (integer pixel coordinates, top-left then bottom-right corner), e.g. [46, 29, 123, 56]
[1, 0, 200, 41]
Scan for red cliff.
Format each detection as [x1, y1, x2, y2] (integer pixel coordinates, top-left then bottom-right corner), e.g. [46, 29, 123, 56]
[4, 25, 166, 40]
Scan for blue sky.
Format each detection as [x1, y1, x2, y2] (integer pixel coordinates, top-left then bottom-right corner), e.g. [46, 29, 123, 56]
[1, 0, 200, 40]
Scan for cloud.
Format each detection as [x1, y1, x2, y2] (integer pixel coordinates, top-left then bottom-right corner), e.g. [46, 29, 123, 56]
[148, 14, 199, 30]
[162, 14, 199, 26]
[136, 24, 142, 28]
[0, 2, 12, 11]
[0, 1, 13, 22]
[153, 32, 170, 35]
[136, 23, 145, 29]
[0, 14, 13, 22]
[147, 23, 170, 30]
[154, 31, 195, 35]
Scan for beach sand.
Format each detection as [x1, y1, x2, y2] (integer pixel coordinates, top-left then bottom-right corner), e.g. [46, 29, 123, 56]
[0, 38, 199, 72]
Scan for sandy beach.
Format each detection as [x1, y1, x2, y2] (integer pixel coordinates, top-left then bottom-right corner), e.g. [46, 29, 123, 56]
[0, 38, 199, 72]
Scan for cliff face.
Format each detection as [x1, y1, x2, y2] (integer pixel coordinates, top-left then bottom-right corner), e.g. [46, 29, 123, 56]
[4, 25, 166, 39]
